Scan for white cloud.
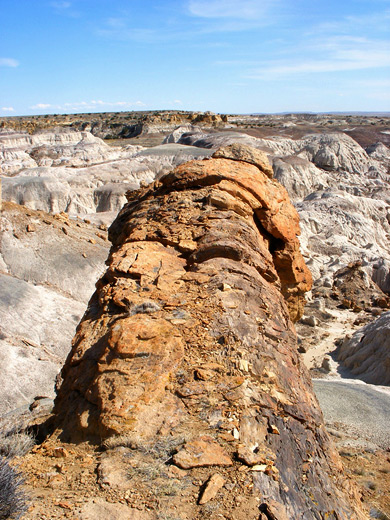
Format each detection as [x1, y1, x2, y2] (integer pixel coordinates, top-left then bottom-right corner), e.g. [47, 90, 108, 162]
[248, 37, 390, 79]
[51, 1, 71, 9]
[359, 79, 390, 89]
[312, 9, 390, 36]
[98, 0, 280, 43]
[0, 58, 19, 67]
[30, 103, 53, 109]
[28, 100, 147, 112]
[1, 107, 14, 112]
[106, 18, 126, 29]
[187, 0, 276, 19]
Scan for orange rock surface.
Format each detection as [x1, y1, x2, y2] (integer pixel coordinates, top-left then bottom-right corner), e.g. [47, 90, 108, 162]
[52, 146, 366, 519]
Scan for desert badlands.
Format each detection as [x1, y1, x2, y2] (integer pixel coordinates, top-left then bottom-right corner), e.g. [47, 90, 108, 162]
[0, 111, 389, 519]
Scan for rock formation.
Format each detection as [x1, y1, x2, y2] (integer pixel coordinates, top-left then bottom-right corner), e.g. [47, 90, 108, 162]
[337, 311, 390, 385]
[171, 129, 390, 295]
[1, 129, 211, 219]
[0, 202, 109, 413]
[332, 261, 390, 311]
[0, 110, 229, 140]
[52, 146, 366, 519]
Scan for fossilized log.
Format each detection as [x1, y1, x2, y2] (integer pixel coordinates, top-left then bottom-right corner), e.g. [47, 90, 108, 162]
[53, 145, 365, 519]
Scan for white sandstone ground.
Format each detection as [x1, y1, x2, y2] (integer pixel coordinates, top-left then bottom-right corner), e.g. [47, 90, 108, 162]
[0, 202, 109, 413]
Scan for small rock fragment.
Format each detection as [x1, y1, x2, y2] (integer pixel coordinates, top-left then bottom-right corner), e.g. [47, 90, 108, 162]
[194, 368, 214, 381]
[300, 315, 318, 327]
[251, 464, 268, 472]
[239, 359, 249, 372]
[53, 447, 69, 458]
[178, 239, 197, 253]
[219, 283, 232, 292]
[236, 446, 267, 467]
[173, 436, 233, 469]
[26, 224, 35, 232]
[321, 356, 332, 372]
[265, 465, 280, 481]
[57, 502, 72, 510]
[198, 473, 226, 505]
[259, 500, 289, 520]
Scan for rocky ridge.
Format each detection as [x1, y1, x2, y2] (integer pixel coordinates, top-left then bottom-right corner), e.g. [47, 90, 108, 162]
[0, 111, 228, 140]
[44, 146, 367, 519]
[1, 129, 212, 219]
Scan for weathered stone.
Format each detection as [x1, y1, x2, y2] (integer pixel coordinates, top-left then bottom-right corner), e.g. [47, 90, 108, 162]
[173, 436, 233, 469]
[259, 500, 289, 520]
[52, 148, 366, 519]
[333, 262, 390, 311]
[236, 446, 270, 467]
[198, 473, 226, 504]
[52, 447, 69, 458]
[337, 311, 390, 385]
[212, 143, 274, 178]
[80, 498, 155, 520]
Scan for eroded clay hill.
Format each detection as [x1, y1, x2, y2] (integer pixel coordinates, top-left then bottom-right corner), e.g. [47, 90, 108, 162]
[50, 145, 365, 519]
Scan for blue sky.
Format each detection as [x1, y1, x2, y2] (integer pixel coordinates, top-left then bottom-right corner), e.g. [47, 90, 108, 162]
[1, 0, 389, 116]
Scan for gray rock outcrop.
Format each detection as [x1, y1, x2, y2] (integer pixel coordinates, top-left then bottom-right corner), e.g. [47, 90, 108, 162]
[337, 311, 390, 385]
[1, 129, 211, 219]
[0, 202, 109, 413]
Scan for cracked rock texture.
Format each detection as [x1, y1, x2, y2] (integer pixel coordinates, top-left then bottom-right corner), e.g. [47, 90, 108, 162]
[52, 146, 365, 519]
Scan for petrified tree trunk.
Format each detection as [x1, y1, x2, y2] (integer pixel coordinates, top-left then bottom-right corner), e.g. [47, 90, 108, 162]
[53, 145, 366, 519]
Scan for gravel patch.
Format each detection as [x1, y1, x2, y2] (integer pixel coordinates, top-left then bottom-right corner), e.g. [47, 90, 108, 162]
[313, 379, 390, 450]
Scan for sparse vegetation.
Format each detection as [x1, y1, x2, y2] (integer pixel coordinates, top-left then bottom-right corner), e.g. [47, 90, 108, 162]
[0, 416, 35, 458]
[102, 433, 185, 461]
[126, 460, 182, 497]
[0, 457, 27, 520]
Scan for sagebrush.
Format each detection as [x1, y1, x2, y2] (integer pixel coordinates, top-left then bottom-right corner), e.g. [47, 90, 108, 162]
[0, 415, 35, 457]
[0, 457, 27, 520]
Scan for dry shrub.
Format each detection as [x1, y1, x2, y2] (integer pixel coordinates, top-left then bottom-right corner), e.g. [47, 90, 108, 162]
[0, 415, 35, 458]
[0, 457, 27, 520]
